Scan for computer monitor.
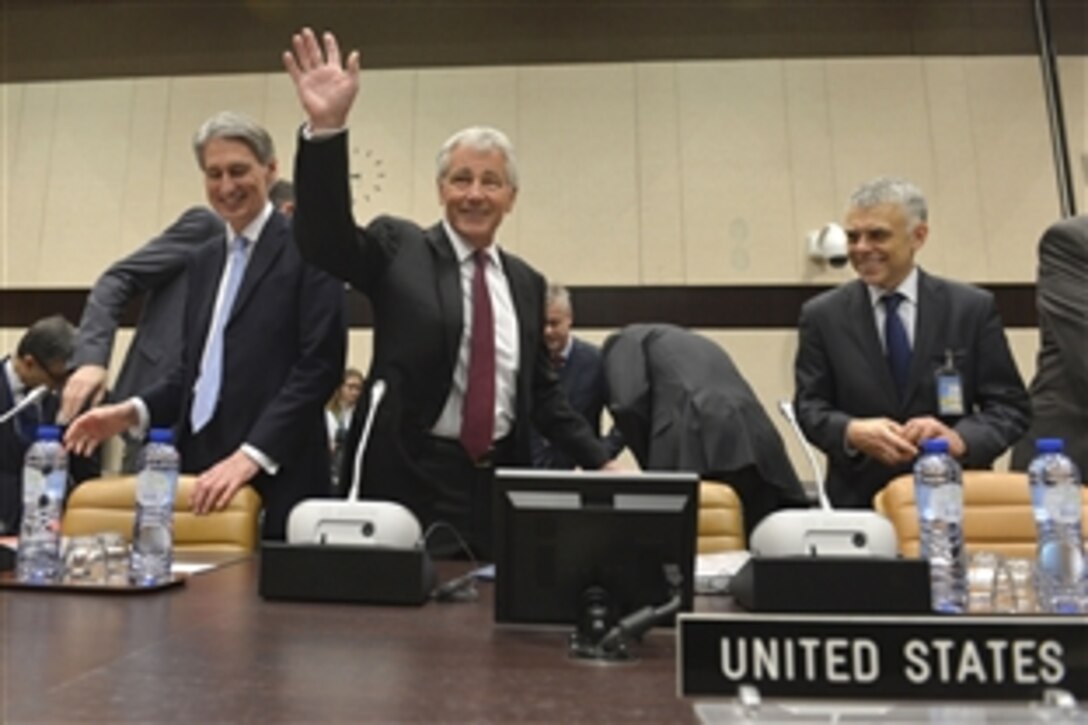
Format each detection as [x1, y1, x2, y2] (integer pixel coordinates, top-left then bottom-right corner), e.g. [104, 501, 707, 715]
[493, 468, 698, 659]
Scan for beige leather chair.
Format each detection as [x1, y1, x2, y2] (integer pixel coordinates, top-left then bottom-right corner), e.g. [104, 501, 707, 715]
[697, 481, 746, 553]
[63, 475, 262, 553]
[873, 470, 1088, 559]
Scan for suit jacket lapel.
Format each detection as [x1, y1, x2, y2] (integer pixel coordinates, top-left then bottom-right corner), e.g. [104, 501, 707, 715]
[499, 249, 535, 382]
[907, 269, 942, 402]
[191, 231, 227, 346]
[230, 212, 287, 323]
[846, 280, 900, 409]
[427, 224, 463, 371]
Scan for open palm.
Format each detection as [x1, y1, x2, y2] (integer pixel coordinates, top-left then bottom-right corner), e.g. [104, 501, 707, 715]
[284, 28, 360, 131]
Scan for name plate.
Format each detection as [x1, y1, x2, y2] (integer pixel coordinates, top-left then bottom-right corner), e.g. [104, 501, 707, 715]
[678, 613, 1087, 701]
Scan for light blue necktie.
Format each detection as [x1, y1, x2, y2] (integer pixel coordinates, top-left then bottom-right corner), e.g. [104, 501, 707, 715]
[190, 236, 249, 433]
[882, 292, 912, 400]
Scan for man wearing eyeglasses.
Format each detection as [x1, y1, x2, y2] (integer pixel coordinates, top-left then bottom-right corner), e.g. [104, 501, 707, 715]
[1, 315, 100, 534]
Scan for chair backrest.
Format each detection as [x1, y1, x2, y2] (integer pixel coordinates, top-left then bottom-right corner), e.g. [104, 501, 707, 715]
[62, 475, 262, 553]
[697, 481, 746, 553]
[873, 470, 1088, 558]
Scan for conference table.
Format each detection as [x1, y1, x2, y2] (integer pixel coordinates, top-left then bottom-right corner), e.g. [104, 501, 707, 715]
[0, 555, 700, 722]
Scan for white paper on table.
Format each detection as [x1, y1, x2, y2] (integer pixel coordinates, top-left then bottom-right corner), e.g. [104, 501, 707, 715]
[695, 550, 750, 594]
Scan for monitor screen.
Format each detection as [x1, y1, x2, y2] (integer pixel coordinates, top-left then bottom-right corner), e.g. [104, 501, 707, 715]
[492, 468, 698, 629]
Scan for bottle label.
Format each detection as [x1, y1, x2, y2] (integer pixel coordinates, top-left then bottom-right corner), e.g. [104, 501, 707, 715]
[137, 470, 174, 507]
[1043, 484, 1082, 524]
[22, 468, 45, 502]
[929, 484, 962, 522]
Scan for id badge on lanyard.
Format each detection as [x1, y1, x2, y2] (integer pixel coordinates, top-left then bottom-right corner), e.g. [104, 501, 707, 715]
[936, 348, 965, 416]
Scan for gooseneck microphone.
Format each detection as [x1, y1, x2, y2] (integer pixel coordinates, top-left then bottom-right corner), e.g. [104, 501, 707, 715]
[778, 399, 831, 511]
[0, 385, 48, 425]
[347, 379, 386, 502]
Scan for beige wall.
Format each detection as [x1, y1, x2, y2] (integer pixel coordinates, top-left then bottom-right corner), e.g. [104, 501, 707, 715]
[3, 54, 1076, 478]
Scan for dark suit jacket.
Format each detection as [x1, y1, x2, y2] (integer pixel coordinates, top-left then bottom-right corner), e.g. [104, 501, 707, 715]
[531, 337, 624, 469]
[74, 207, 222, 403]
[602, 324, 808, 517]
[141, 210, 346, 539]
[794, 269, 1031, 508]
[1012, 217, 1088, 476]
[292, 132, 608, 520]
[1, 358, 101, 534]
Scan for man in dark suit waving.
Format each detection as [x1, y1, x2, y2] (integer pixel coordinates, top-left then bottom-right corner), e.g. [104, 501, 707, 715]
[283, 28, 615, 557]
[794, 176, 1030, 508]
[66, 112, 346, 540]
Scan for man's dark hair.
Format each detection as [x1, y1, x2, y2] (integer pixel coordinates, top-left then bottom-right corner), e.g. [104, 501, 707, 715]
[16, 314, 76, 369]
[269, 179, 295, 209]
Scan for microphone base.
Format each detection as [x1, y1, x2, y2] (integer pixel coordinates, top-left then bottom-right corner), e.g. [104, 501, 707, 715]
[259, 541, 435, 606]
[730, 556, 931, 614]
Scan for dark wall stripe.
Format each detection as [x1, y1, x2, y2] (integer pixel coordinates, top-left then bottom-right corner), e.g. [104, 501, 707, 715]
[0, 285, 1038, 331]
[1, 1, 1085, 84]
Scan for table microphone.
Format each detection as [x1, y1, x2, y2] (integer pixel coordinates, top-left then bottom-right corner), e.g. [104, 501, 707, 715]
[0, 385, 48, 425]
[347, 379, 386, 502]
[777, 399, 830, 510]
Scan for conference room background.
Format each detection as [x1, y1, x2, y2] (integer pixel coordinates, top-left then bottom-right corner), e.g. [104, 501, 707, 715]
[2, 1, 1085, 479]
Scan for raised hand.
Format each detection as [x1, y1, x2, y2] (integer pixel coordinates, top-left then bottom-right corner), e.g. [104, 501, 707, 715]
[283, 27, 360, 132]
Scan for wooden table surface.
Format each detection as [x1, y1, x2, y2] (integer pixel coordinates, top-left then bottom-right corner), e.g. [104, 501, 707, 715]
[0, 556, 698, 723]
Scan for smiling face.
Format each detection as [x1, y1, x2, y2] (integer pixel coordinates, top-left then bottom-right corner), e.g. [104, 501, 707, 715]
[201, 137, 276, 234]
[844, 202, 927, 291]
[438, 144, 517, 249]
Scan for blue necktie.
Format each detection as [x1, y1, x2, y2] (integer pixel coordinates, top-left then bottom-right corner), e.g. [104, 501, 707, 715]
[191, 236, 250, 433]
[882, 292, 911, 399]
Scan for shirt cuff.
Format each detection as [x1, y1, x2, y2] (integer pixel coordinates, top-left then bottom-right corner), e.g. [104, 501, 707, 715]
[302, 123, 347, 141]
[242, 443, 279, 475]
[128, 397, 150, 440]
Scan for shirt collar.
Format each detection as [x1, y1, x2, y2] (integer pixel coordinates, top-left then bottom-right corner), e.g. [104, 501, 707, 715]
[556, 335, 574, 364]
[225, 201, 274, 248]
[442, 219, 503, 271]
[3, 357, 24, 398]
[867, 266, 919, 309]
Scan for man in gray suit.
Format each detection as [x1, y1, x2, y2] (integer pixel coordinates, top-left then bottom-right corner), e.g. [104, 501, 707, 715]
[61, 208, 221, 468]
[1011, 216, 1088, 475]
[794, 177, 1030, 508]
[604, 323, 809, 536]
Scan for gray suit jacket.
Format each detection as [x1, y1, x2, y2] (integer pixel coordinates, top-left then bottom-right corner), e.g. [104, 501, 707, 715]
[73, 207, 222, 403]
[1011, 217, 1088, 476]
[602, 323, 807, 509]
[794, 269, 1031, 508]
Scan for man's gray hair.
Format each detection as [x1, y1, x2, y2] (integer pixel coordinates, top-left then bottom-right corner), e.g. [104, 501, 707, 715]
[435, 126, 519, 190]
[193, 111, 276, 168]
[848, 176, 928, 229]
[546, 283, 571, 312]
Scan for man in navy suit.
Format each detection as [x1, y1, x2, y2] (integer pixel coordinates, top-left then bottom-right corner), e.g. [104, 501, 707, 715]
[531, 283, 624, 469]
[794, 176, 1030, 508]
[66, 112, 346, 540]
[2, 316, 99, 534]
[283, 28, 615, 557]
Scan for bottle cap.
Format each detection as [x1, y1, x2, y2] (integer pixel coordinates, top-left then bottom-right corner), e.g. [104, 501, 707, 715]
[921, 438, 949, 453]
[1035, 438, 1063, 454]
[148, 428, 175, 444]
[35, 425, 61, 441]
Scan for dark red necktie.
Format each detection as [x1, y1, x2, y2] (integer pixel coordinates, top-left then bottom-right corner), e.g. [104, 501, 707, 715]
[460, 250, 495, 460]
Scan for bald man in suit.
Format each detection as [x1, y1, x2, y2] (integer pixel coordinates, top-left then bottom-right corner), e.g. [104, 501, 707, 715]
[1011, 216, 1088, 475]
[794, 177, 1030, 508]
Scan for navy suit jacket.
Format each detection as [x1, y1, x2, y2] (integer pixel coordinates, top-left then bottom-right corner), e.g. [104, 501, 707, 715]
[292, 132, 607, 519]
[794, 269, 1031, 508]
[141, 210, 346, 539]
[531, 337, 623, 469]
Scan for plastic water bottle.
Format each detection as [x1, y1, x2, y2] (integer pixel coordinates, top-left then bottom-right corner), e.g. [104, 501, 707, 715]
[129, 428, 180, 585]
[913, 438, 967, 613]
[1027, 438, 1084, 614]
[16, 425, 68, 583]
